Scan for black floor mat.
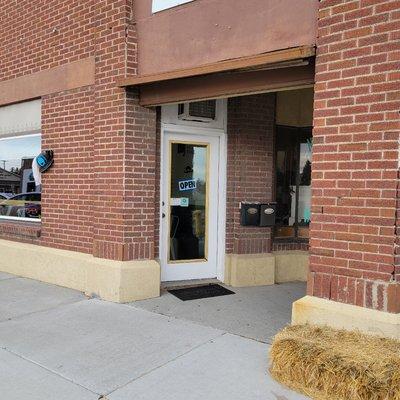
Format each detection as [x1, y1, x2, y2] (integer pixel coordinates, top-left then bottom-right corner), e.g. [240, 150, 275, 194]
[168, 284, 235, 301]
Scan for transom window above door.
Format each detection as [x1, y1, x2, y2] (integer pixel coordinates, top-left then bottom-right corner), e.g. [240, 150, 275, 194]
[152, 0, 195, 13]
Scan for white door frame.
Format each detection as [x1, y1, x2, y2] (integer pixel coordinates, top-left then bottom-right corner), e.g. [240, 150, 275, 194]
[159, 122, 227, 282]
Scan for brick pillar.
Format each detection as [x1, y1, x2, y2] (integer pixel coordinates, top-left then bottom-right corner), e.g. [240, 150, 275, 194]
[226, 93, 276, 255]
[92, 0, 157, 261]
[311, 0, 400, 312]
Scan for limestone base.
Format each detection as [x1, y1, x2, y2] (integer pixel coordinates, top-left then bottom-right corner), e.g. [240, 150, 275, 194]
[224, 251, 308, 287]
[0, 239, 160, 303]
[274, 251, 308, 283]
[224, 253, 275, 287]
[292, 295, 400, 339]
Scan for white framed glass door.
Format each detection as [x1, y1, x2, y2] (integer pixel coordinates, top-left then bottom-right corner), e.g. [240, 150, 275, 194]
[161, 131, 220, 281]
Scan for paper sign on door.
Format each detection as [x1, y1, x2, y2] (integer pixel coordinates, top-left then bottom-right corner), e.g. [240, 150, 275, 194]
[170, 198, 189, 207]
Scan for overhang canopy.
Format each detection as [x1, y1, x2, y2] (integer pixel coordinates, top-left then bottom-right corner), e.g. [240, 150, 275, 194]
[117, 46, 315, 106]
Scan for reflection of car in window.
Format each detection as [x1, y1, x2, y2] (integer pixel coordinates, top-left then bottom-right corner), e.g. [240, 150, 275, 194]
[0, 192, 41, 219]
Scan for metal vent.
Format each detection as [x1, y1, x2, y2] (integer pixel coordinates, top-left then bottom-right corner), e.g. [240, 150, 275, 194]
[178, 101, 217, 122]
[188, 101, 216, 119]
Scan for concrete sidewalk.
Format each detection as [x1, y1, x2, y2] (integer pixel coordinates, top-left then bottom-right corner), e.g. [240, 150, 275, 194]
[0, 272, 308, 400]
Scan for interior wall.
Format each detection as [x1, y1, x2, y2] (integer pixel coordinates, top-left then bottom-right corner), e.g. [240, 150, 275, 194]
[276, 88, 314, 127]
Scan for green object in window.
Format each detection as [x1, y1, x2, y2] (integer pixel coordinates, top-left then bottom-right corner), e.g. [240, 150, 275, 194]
[303, 207, 311, 223]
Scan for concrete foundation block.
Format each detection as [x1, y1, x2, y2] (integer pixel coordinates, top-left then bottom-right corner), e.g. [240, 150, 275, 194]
[274, 251, 308, 283]
[0, 239, 160, 303]
[292, 295, 400, 339]
[225, 254, 275, 287]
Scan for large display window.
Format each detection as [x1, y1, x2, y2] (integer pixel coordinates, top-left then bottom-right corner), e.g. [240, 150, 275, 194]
[0, 134, 41, 221]
[275, 126, 312, 239]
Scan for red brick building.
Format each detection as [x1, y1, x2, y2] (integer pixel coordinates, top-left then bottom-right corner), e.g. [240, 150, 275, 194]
[0, 0, 399, 337]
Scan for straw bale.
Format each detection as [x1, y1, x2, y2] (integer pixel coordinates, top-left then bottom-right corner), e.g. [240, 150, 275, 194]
[270, 324, 400, 400]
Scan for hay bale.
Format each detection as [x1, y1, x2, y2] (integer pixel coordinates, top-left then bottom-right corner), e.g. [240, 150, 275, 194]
[269, 324, 400, 400]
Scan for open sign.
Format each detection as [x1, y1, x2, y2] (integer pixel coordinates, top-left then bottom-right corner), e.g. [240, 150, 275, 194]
[178, 179, 196, 191]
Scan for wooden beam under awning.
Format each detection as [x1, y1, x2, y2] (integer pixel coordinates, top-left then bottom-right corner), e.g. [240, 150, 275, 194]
[116, 46, 315, 106]
[117, 46, 314, 87]
[140, 64, 314, 106]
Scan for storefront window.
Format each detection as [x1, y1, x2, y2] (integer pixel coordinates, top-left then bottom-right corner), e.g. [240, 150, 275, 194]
[275, 127, 312, 239]
[0, 134, 41, 220]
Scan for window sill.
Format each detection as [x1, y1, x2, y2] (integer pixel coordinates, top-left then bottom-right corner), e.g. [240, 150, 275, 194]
[272, 238, 309, 252]
[0, 219, 41, 241]
[0, 216, 41, 223]
[273, 237, 309, 243]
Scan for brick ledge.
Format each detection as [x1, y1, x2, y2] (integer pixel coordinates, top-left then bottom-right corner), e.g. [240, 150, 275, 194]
[0, 219, 41, 241]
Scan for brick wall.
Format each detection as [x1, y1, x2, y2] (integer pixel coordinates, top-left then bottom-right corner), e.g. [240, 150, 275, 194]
[92, 0, 134, 261]
[121, 90, 157, 260]
[226, 94, 276, 254]
[41, 87, 94, 254]
[0, 0, 95, 81]
[272, 242, 310, 252]
[0, 0, 95, 250]
[1, 1, 158, 262]
[311, 0, 400, 312]
[0, 221, 41, 245]
[83, 0, 157, 261]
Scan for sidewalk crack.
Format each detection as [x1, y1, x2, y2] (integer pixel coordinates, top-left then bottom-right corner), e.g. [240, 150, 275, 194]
[104, 332, 227, 396]
[0, 346, 100, 396]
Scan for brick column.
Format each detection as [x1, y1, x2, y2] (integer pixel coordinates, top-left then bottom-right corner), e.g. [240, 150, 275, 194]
[226, 93, 276, 255]
[311, 0, 400, 312]
[92, 0, 157, 261]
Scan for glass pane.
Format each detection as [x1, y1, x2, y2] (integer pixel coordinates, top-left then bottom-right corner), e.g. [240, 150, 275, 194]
[169, 142, 207, 261]
[275, 129, 297, 238]
[297, 139, 312, 238]
[0, 135, 41, 219]
[274, 128, 312, 239]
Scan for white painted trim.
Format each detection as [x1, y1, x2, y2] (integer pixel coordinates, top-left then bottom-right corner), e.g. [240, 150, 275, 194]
[0, 132, 41, 142]
[217, 101, 228, 281]
[0, 216, 41, 223]
[159, 101, 227, 282]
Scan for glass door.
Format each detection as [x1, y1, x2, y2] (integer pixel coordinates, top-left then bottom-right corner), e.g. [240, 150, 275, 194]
[161, 132, 220, 281]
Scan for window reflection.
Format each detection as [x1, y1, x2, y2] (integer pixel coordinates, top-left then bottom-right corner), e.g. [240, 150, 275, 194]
[0, 134, 41, 220]
[275, 127, 312, 239]
[169, 143, 207, 261]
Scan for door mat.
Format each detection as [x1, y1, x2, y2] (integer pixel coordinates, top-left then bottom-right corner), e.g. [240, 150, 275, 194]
[168, 284, 235, 301]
